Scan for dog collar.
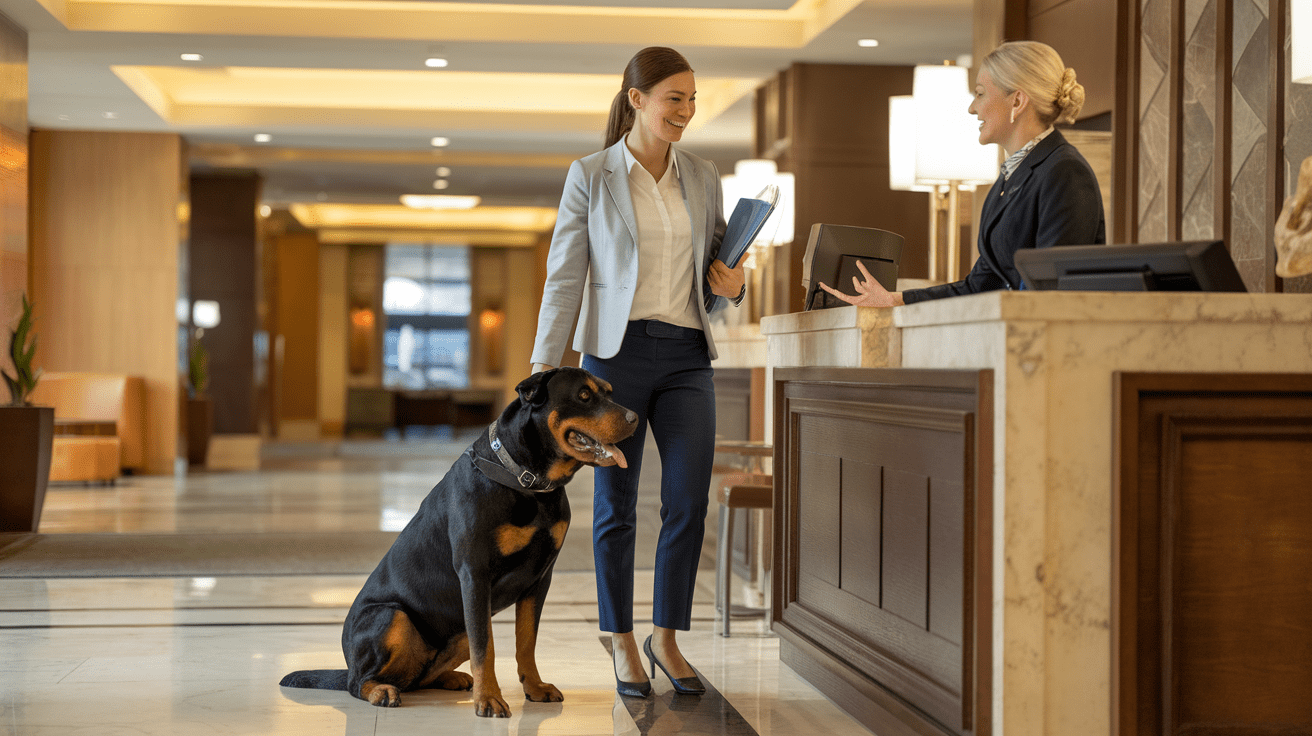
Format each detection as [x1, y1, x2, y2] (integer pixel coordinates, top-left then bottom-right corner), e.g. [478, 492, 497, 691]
[469, 420, 559, 492]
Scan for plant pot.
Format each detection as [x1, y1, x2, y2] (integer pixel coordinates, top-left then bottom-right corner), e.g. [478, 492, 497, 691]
[0, 405, 55, 533]
[187, 396, 214, 467]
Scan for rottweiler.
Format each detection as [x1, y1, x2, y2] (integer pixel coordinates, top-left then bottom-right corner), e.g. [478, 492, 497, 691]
[280, 367, 637, 717]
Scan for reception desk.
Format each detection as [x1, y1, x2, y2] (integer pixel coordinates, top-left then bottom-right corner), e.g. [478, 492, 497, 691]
[763, 291, 1312, 736]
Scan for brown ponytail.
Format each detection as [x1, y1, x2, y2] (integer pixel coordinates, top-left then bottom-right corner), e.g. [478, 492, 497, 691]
[603, 47, 693, 148]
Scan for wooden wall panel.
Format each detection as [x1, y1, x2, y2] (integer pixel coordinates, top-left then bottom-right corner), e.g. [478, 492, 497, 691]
[0, 16, 26, 375]
[29, 130, 183, 474]
[774, 367, 992, 736]
[840, 458, 882, 607]
[1029, 0, 1117, 118]
[754, 64, 929, 314]
[189, 172, 260, 434]
[319, 242, 347, 437]
[713, 368, 751, 443]
[345, 244, 383, 389]
[882, 467, 930, 629]
[1114, 372, 1312, 735]
[271, 231, 320, 428]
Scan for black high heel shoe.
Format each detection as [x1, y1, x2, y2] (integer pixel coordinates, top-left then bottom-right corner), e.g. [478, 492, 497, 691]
[643, 635, 705, 695]
[612, 645, 652, 698]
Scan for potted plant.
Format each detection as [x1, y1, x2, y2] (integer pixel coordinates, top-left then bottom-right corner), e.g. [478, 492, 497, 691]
[0, 294, 54, 533]
[186, 335, 213, 467]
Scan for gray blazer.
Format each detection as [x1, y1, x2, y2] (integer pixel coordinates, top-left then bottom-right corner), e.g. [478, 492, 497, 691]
[530, 140, 729, 365]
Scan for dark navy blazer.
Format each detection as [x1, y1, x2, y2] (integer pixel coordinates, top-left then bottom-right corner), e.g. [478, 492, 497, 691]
[903, 129, 1105, 303]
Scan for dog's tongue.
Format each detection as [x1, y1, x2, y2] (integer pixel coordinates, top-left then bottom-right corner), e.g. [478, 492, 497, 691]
[603, 443, 627, 469]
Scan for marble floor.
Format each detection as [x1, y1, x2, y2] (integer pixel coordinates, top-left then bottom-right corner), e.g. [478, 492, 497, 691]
[0, 431, 873, 736]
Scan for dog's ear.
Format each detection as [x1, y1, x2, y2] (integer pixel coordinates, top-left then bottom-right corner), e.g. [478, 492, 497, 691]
[515, 369, 555, 407]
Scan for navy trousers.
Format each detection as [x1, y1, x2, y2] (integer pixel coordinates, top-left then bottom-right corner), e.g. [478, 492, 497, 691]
[582, 319, 716, 633]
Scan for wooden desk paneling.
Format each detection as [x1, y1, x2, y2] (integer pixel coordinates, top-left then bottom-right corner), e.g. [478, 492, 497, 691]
[773, 367, 993, 736]
[1114, 372, 1312, 736]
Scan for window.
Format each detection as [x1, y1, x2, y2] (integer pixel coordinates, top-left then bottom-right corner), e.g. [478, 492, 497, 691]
[382, 244, 470, 389]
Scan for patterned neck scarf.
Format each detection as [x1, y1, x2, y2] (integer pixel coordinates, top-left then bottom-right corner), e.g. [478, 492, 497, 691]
[1002, 126, 1055, 181]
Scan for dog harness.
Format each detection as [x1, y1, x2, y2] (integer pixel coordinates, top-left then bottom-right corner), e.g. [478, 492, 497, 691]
[466, 420, 560, 492]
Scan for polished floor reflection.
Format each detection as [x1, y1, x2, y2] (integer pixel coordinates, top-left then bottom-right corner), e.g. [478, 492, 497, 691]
[1, 432, 872, 735]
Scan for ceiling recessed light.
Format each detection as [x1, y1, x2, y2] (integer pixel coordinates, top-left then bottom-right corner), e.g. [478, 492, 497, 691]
[433, 179, 450, 190]
[436, 166, 451, 177]
[401, 194, 480, 209]
[254, 133, 272, 143]
[857, 39, 880, 48]
[259, 205, 272, 217]
[102, 111, 118, 119]
[425, 58, 448, 68]
[181, 53, 203, 61]
[430, 136, 449, 147]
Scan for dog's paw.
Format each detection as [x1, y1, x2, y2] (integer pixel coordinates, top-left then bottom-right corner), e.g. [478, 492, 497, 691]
[524, 681, 564, 703]
[474, 692, 511, 718]
[363, 683, 402, 707]
[435, 670, 474, 691]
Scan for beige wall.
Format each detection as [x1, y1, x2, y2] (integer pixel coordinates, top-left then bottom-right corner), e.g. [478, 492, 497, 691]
[0, 14, 27, 383]
[28, 130, 183, 473]
[469, 245, 541, 408]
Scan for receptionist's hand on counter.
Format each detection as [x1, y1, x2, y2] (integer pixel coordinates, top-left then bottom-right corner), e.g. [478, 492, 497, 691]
[818, 259, 905, 308]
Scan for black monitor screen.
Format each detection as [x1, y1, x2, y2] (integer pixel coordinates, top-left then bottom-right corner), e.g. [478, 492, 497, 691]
[802, 224, 903, 310]
[1013, 240, 1247, 292]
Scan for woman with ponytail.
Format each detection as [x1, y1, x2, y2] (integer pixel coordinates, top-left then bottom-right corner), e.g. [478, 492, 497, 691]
[529, 47, 746, 698]
[820, 40, 1105, 306]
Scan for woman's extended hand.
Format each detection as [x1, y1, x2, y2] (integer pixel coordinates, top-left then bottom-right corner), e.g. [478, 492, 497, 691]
[707, 259, 746, 298]
[817, 259, 905, 308]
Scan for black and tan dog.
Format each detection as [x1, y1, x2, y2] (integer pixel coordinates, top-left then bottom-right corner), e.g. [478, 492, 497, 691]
[280, 367, 637, 717]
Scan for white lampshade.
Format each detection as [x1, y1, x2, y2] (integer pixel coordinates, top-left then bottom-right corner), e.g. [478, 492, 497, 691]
[1295, 0, 1312, 84]
[192, 300, 221, 329]
[912, 65, 1000, 185]
[721, 158, 795, 246]
[889, 96, 933, 192]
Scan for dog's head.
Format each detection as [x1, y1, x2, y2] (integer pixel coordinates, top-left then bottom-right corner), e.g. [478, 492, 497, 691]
[513, 367, 637, 473]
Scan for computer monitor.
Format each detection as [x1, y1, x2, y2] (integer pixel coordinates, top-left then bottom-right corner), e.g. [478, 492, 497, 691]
[802, 224, 903, 310]
[1013, 240, 1247, 292]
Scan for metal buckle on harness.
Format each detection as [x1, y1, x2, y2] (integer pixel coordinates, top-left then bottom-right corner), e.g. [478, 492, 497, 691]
[517, 470, 537, 488]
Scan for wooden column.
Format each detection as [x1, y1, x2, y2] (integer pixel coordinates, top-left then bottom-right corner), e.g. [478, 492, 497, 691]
[188, 172, 261, 434]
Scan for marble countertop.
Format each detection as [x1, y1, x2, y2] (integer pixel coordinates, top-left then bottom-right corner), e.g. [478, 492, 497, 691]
[894, 290, 1312, 327]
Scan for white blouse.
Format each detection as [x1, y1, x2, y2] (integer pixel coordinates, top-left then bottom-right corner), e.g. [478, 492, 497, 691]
[620, 136, 701, 330]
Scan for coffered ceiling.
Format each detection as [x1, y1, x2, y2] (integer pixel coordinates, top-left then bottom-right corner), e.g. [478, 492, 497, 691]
[3, 0, 972, 243]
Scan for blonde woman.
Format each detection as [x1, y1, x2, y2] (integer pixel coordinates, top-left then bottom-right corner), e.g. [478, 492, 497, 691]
[821, 40, 1105, 306]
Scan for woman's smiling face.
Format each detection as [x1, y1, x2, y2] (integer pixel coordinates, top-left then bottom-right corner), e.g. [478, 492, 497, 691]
[632, 71, 696, 144]
[968, 67, 1014, 148]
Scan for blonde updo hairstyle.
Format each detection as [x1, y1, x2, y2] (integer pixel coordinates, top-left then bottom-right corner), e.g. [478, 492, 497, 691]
[981, 41, 1084, 126]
